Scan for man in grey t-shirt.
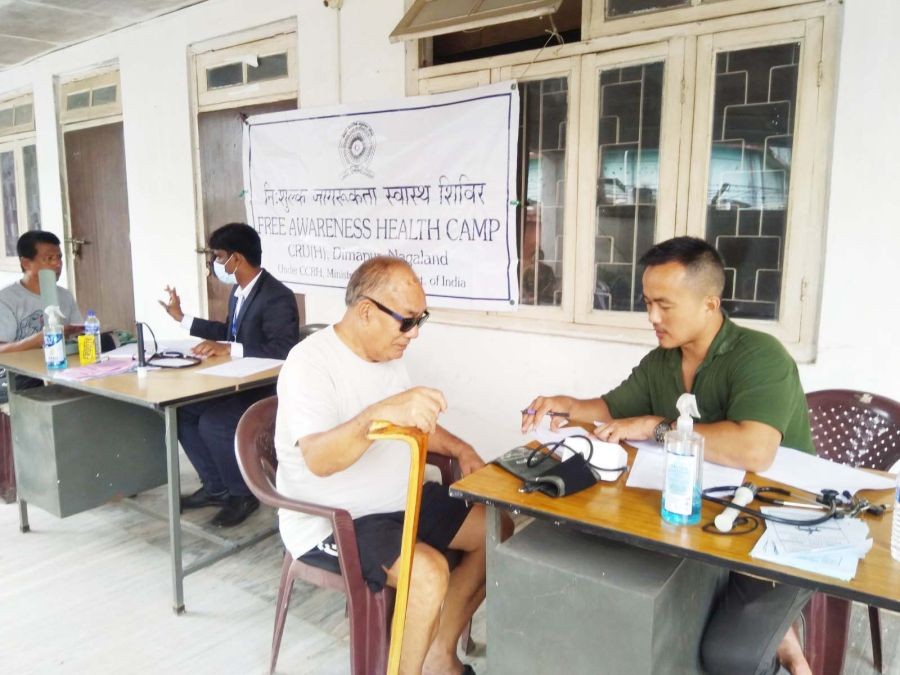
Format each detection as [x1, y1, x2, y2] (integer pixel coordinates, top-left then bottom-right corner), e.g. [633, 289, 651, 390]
[0, 231, 82, 354]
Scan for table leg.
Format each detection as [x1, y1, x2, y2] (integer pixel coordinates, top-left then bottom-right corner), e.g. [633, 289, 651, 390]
[7, 369, 29, 533]
[18, 496, 29, 533]
[165, 406, 185, 614]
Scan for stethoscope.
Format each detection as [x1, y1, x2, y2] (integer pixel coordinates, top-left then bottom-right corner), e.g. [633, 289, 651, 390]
[701, 482, 887, 534]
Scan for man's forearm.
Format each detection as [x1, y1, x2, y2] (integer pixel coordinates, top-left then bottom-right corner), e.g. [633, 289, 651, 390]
[0, 333, 43, 354]
[693, 419, 781, 472]
[430, 424, 471, 458]
[298, 412, 376, 477]
[571, 397, 612, 424]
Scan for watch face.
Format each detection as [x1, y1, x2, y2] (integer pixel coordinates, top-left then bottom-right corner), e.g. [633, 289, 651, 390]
[655, 422, 668, 444]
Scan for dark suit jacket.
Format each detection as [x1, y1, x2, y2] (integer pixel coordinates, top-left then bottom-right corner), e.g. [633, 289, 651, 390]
[190, 269, 300, 360]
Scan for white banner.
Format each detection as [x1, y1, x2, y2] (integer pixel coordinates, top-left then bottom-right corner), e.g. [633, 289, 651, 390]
[242, 82, 520, 310]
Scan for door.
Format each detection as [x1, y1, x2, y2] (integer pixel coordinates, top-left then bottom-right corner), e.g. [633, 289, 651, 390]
[64, 122, 136, 331]
[197, 99, 303, 323]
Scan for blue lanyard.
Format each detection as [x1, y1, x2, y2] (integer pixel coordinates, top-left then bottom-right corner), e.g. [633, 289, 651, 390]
[230, 295, 240, 340]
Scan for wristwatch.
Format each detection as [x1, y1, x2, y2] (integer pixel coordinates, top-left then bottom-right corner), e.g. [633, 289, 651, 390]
[654, 419, 674, 444]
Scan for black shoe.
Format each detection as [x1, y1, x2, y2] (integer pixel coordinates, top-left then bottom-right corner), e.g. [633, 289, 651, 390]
[211, 495, 259, 528]
[180, 487, 227, 511]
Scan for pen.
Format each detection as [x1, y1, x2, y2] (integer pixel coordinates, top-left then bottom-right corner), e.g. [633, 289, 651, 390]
[520, 409, 570, 418]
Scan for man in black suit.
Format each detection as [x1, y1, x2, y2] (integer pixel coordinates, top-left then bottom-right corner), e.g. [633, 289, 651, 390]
[161, 223, 300, 527]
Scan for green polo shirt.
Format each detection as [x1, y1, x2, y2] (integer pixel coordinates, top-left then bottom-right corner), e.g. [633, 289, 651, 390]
[603, 316, 813, 453]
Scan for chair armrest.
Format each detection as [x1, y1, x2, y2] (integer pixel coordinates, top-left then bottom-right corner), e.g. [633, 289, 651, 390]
[426, 451, 462, 485]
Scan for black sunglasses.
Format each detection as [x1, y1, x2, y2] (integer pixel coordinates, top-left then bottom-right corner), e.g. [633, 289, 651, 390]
[362, 295, 430, 333]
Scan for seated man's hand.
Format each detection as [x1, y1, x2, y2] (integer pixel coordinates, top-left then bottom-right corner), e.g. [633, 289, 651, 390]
[159, 285, 185, 322]
[456, 444, 486, 476]
[593, 415, 663, 444]
[191, 340, 231, 357]
[521, 395, 576, 433]
[371, 386, 447, 434]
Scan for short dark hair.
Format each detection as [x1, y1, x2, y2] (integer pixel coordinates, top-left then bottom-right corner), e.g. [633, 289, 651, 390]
[208, 223, 262, 267]
[17, 230, 61, 259]
[639, 236, 726, 297]
[345, 256, 415, 306]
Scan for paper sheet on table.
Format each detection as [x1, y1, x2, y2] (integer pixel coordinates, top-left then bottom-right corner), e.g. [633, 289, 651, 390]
[625, 445, 745, 491]
[200, 357, 283, 378]
[757, 446, 896, 496]
[52, 358, 136, 381]
[105, 338, 201, 360]
[750, 507, 872, 581]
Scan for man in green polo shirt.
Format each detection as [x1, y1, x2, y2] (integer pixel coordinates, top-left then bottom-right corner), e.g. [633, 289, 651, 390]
[522, 237, 813, 675]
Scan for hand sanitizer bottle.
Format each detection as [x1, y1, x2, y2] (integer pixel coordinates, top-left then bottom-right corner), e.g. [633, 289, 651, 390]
[661, 393, 703, 525]
[43, 305, 67, 370]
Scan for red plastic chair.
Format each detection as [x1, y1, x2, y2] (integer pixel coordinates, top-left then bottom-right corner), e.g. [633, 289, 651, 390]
[801, 390, 900, 675]
[235, 396, 469, 675]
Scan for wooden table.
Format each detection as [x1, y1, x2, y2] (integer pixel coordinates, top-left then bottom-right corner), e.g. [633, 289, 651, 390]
[450, 445, 900, 613]
[0, 349, 281, 613]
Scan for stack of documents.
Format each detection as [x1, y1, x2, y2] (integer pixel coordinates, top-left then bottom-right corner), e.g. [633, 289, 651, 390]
[750, 507, 872, 581]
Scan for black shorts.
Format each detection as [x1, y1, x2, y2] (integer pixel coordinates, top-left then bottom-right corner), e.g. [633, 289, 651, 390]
[299, 482, 471, 592]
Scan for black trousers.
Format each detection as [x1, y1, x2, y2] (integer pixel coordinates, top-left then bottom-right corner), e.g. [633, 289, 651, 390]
[701, 573, 812, 675]
[176, 386, 273, 497]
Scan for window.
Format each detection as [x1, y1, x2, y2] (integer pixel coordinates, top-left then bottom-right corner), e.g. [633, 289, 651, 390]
[59, 70, 122, 124]
[585, 0, 817, 38]
[195, 33, 297, 111]
[391, 0, 563, 43]
[0, 93, 40, 267]
[417, 3, 835, 352]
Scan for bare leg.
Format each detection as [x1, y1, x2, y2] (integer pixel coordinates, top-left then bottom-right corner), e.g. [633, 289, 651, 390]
[777, 626, 812, 675]
[423, 506, 515, 675]
[385, 543, 450, 675]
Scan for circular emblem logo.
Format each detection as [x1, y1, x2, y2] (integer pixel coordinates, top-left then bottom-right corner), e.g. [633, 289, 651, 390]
[339, 121, 376, 178]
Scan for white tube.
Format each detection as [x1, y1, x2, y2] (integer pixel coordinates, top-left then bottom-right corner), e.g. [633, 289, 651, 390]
[714, 485, 756, 532]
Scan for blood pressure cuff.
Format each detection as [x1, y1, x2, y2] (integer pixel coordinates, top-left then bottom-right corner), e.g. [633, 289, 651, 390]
[494, 446, 600, 498]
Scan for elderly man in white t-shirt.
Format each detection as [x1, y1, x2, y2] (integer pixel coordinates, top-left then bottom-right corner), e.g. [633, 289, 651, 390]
[275, 256, 506, 675]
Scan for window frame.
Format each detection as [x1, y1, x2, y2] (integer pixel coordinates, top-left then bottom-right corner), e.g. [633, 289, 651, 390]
[195, 32, 298, 112]
[0, 134, 40, 271]
[414, 2, 838, 359]
[59, 69, 122, 125]
[584, 0, 820, 40]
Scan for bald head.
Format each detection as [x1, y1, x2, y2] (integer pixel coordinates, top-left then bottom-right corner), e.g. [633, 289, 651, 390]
[344, 256, 421, 307]
[639, 236, 725, 297]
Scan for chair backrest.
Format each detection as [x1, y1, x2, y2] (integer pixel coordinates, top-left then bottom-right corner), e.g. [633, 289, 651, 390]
[806, 389, 900, 470]
[235, 395, 280, 505]
[299, 323, 328, 341]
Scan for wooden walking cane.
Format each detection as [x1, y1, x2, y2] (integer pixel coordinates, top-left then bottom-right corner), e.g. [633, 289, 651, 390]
[366, 421, 428, 675]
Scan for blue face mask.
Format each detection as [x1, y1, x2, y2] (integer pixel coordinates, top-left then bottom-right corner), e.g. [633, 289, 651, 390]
[213, 254, 238, 285]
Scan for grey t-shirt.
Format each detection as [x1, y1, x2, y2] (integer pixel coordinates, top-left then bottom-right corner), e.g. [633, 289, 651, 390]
[0, 281, 83, 343]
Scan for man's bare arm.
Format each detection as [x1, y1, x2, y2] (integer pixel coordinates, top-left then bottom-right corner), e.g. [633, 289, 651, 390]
[429, 425, 485, 476]
[0, 332, 44, 354]
[596, 415, 781, 473]
[299, 387, 447, 477]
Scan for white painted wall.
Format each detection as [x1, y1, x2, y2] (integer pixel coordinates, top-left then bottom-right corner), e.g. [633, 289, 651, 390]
[0, 0, 896, 460]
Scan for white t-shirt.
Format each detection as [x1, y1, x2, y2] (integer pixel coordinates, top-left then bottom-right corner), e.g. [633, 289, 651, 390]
[275, 325, 413, 558]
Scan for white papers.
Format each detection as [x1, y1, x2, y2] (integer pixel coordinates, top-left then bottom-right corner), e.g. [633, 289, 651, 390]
[757, 446, 896, 496]
[200, 357, 283, 378]
[625, 444, 746, 491]
[524, 421, 626, 481]
[750, 507, 872, 581]
[530, 421, 587, 449]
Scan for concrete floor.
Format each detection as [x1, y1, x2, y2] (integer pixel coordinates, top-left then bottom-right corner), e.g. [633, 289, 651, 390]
[0, 473, 896, 675]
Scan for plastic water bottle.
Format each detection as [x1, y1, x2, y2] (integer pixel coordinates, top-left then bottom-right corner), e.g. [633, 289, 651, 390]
[85, 309, 101, 358]
[892, 472, 900, 562]
[43, 305, 67, 370]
